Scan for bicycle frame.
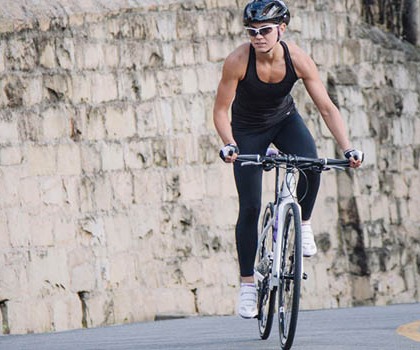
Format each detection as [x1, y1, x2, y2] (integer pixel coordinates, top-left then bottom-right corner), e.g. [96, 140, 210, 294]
[255, 166, 303, 289]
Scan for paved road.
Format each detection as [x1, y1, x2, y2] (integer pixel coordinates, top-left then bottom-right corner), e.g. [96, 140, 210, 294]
[1, 303, 419, 350]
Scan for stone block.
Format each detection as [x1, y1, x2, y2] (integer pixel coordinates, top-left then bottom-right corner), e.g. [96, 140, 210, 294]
[30, 214, 64, 252]
[8, 299, 49, 334]
[104, 105, 136, 139]
[103, 44, 119, 68]
[0, 167, 21, 208]
[178, 165, 205, 201]
[136, 101, 160, 138]
[161, 42, 175, 67]
[0, 120, 19, 144]
[0, 146, 21, 166]
[181, 67, 198, 94]
[174, 42, 195, 67]
[129, 204, 160, 248]
[392, 65, 412, 90]
[300, 12, 323, 40]
[51, 298, 70, 332]
[153, 99, 173, 137]
[196, 285, 236, 315]
[92, 175, 114, 211]
[133, 169, 163, 204]
[124, 140, 154, 169]
[104, 214, 133, 254]
[53, 215, 77, 246]
[75, 42, 104, 70]
[180, 257, 204, 285]
[39, 41, 56, 69]
[79, 106, 106, 140]
[80, 143, 102, 173]
[351, 276, 374, 302]
[42, 106, 71, 141]
[7, 37, 37, 71]
[77, 180, 93, 214]
[56, 37, 75, 70]
[22, 76, 43, 106]
[117, 71, 138, 101]
[91, 73, 118, 103]
[392, 118, 414, 147]
[196, 64, 220, 93]
[176, 10, 198, 40]
[26, 145, 56, 176]
[154, 287, 196, 316]
[341, 39, 361, 66]
[156, 12, 177, 41]
[79, 215, 106, 246]
[206, 163, 236, 198]
[188, 96, 207, 132]
[39, 176, 64, 206]
[402, 91, 419, 115]
[202, 254, 238, 286]
[109, 171, 134, 209]
[101, 142, 124, 171]
[43, 74, 70, 102]
[108, 252, 136, 287]
[57, 143, 82, 176]
[81, 292, 113, 327]
[172, 134, 198, 165]
[155, 69, 182, 97]
[70, 73, 92, 103]
[311, 41, 340, 67]
[26, 248, 70, 292]
[70, 262, 96, 292]
[0, 263, 24, 300]
[208, 197, 238, 227]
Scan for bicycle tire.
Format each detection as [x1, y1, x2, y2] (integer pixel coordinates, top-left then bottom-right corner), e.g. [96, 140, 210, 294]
[278, 202, 302, 350]
[256, 203, 277, 340]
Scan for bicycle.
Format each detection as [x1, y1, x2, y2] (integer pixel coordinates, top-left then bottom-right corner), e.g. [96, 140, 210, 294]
[236, 148, 350, 350]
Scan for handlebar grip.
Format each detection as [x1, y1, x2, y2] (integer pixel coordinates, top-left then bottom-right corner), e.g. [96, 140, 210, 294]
[236, 154, 261, 162]
[324, 158, 350, 166]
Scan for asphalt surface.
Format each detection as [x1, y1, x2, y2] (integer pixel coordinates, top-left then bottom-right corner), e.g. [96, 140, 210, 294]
[0, 303, 419, 350]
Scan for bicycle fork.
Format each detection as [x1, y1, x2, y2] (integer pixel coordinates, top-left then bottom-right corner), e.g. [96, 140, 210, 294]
[271, 171, 305, 289]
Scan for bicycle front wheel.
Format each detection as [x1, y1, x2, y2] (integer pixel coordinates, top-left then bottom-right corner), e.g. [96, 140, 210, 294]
[256, 203, 276, 340]
[278, 202, 302, 350]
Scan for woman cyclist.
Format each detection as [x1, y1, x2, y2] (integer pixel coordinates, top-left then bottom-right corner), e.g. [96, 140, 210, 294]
[213, 0, 363, 319]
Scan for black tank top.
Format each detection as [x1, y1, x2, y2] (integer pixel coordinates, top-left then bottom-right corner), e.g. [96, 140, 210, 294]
[231, 41, 298, 131]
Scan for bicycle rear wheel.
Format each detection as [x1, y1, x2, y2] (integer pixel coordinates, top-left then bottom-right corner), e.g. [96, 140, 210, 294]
[278, 203, 302, 350]
[256, 203, 276, 340]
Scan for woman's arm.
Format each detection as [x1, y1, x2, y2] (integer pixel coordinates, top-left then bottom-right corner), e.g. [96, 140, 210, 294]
[213, 46, 248, 161]
[290, 43, 351, 152]
[289, 43, 362, 167]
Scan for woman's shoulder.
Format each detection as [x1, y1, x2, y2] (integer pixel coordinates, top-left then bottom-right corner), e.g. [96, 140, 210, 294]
[223, 43, 250, 79]
[282, 40, 316, 77]
[282, 40, 306, 59]
[225, 43, 250, 66]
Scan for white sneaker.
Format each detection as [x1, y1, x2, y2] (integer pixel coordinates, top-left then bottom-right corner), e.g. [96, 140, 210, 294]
[302, 224, 317, 257]
[238, 283, 258, 319]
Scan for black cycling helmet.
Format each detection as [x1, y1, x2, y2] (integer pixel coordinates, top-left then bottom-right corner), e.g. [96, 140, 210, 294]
[243, 0, 290, 26]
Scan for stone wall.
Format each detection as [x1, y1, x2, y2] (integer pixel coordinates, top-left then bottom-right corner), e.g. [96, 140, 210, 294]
[0, 0, 419, 334]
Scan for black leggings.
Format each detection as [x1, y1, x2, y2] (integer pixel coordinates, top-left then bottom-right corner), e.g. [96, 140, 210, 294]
[233, 112, 320, 277]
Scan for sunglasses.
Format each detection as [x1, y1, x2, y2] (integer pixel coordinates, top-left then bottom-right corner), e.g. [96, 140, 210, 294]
[245, 24, 279, 37]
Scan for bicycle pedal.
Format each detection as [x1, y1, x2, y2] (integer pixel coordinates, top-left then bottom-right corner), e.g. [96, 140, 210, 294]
[302, 272, 308, 280]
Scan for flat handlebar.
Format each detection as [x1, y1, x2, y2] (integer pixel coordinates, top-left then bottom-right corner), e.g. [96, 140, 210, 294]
[236, 153, 350, 169]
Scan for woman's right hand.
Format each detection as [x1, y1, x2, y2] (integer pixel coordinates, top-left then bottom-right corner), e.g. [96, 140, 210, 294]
[219, 144, 239, 163]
